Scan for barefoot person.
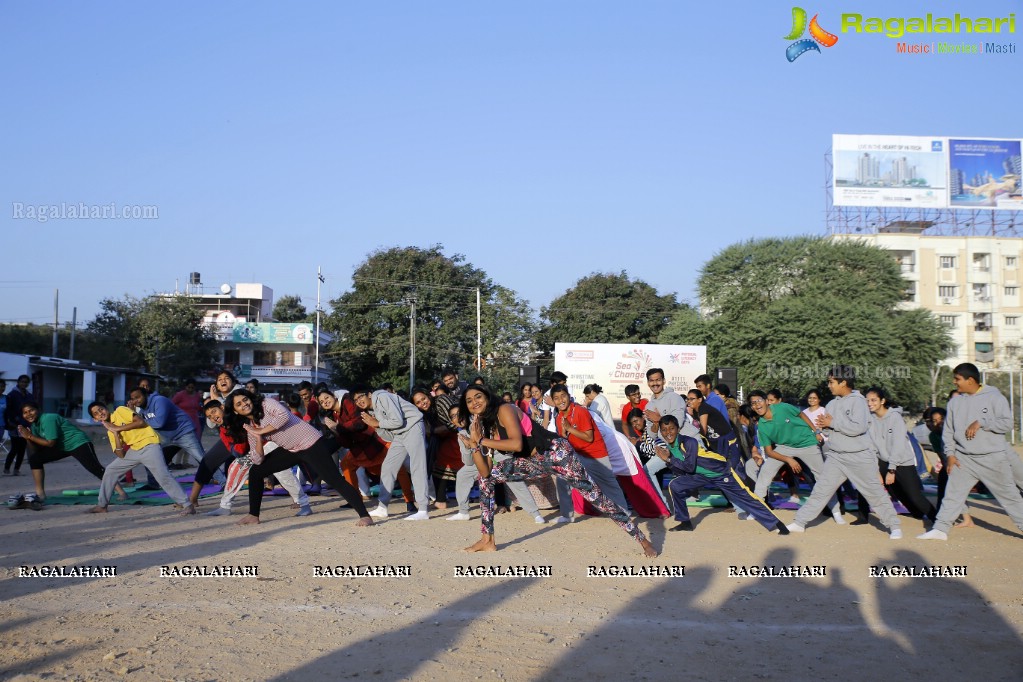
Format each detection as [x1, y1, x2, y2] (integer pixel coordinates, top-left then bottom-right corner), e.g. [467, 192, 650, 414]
[18, 402, 123, 503]
[459, 385, 656, 557]
[87, 401, 188, 513]
[223, 390, 371, 527]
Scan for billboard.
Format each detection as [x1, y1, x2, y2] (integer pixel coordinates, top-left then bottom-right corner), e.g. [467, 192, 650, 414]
[553, 343, 706, 424]
[832, 134, 947, 208]
[231, 322, 315, 344]
[948, 138, 1023, 210]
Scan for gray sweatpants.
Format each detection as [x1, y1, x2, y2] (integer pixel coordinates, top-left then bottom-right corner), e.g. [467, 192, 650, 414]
[493, 453, 541, 516]
[933, 451, 1023, 534]
[99, 443, 188, 507]
[454, 462, 479, 514]
[751, 445, 840, 515]
[793, 449, 899, 530]
[556, 453, 629, 517]
[379, 422, 429, 509]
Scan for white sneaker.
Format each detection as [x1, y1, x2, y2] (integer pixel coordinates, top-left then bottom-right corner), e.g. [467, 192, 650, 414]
[786, 523, 805, 533]
[788, 495, 802, 504]
[533, 514, 546, 524]
[917, 529, 948, 541]
[403, 510, 430, 521]
[368, 504, 388, 519]
[206, 507, 231, 517]
[833, 512, 846, 525]
[889, 528, 903, 540]
[446, 512, 471, 521]
[554, 515, 574, 524]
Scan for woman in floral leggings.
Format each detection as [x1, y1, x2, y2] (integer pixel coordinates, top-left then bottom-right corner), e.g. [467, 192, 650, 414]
[458, 385, 656, 557]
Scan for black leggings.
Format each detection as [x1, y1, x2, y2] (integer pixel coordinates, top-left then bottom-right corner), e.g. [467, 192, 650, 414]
[5, 435, 27, 471]
[246, 437, 368, 518]
[29, 442, 106, 480]
[194, 441, 233, 485]
[858, 461, 937, 521]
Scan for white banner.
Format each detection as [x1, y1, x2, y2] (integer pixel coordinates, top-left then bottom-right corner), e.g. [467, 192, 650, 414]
[554, 343, 707, 424]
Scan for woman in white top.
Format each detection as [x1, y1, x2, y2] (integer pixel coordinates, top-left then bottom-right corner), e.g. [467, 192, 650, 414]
[583, 384, 614, 427]
[801, 389, 827, 434]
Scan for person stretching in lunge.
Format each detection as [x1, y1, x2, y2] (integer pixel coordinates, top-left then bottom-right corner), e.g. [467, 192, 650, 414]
[787, 366, 901, 539]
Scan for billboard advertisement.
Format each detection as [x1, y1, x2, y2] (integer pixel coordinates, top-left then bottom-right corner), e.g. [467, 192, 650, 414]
[553, 343, 706, 424]
[832, 134, 947, 208]
[948, 138, 1023, 210]
[231, 322, 315, 344]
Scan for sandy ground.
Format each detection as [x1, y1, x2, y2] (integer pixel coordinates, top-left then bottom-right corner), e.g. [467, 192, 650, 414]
[2, 430, 1023, 682]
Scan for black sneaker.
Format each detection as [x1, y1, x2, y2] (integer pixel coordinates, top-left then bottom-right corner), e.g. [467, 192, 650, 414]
[668, 521, 694, 532]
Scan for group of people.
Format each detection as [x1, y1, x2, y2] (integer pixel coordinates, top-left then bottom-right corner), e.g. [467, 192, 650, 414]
[7, 361, 1023, 553]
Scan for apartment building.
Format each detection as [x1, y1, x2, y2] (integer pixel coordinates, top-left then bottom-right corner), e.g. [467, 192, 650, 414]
[832, 225, 1023, 367]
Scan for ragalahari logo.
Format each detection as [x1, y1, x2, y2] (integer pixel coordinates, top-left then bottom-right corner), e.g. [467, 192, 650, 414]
[784, 7, 839, 61]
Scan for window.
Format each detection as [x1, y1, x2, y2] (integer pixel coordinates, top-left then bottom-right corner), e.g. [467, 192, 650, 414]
[938, 285, 957, 298]
[253, 350, 278, 366]
[974, 313, 992, 332]
[1007, 256, 1018, 268]
[1006, 286, 1019, 296]
[973, 253, 991, 271]
[222, 349, 240, 368]
[903, 281, 917, 301]
[1007, 316, 1019, 326]
[940, 256, 957, 269]
[939, 315, 957, 327]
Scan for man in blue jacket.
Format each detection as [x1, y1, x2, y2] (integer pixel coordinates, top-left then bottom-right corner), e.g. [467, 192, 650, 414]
[656, 415, 787, 534]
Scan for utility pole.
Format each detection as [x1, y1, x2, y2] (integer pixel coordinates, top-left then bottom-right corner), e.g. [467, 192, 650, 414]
[52, 289, 59, 356]
[476, 288, 481, 374]
[69, 307, 77, 360]
[408, 290, 418, 392]
[314, 266, 324, 385]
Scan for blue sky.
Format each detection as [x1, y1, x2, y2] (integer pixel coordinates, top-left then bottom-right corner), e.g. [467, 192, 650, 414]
[2, 0, 1020, 326]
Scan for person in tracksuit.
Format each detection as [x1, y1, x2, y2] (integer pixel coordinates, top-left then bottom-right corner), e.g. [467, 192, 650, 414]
[656, 415, 788, 534]
[355, 386, 431, 521]
[787, 365, 902, 539]
[919, 363, 1023, 540]
[858, 387, 936, 524]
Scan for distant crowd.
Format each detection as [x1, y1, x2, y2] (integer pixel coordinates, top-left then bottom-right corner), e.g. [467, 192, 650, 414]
[5, 361, 1023, 553]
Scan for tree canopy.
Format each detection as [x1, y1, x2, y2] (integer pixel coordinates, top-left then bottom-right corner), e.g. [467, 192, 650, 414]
[324, 245, 536, 390]
[539, 272, 685, 357]
[659, 236, 953, 409]
[87, 295, 218, 381]
[272, 294, 310, 323]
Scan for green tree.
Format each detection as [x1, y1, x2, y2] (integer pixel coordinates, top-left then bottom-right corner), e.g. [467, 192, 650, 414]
[659, 237, 953, 409]
[538, 272, 686, 359]
[324, 245, 537, 391]
[87, 295, 218, 380]
[272, 294, 310, 323]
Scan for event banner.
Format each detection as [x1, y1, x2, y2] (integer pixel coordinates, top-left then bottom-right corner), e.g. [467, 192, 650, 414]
[833, 134, 1023, 211]
[554, 343, 707, 424]
[832, 134, 947, 208]
[231, 322, 315, 344]
[948, 138, 1023, 210]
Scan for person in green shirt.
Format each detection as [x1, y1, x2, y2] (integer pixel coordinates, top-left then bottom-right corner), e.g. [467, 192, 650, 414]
[747, 390, 845, 525]
[17, 401, 123, 503]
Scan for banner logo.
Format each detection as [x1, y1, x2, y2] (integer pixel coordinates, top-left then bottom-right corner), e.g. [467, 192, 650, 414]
[784, 7, 839, 62]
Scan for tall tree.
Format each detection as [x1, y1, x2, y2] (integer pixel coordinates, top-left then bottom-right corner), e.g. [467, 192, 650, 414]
[87, 295, 218, 380]
[272, 294, 310, 323]
[538, 272, 685, 355]
[659, 237, 953, 409]
[324, 245, 536, 391]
